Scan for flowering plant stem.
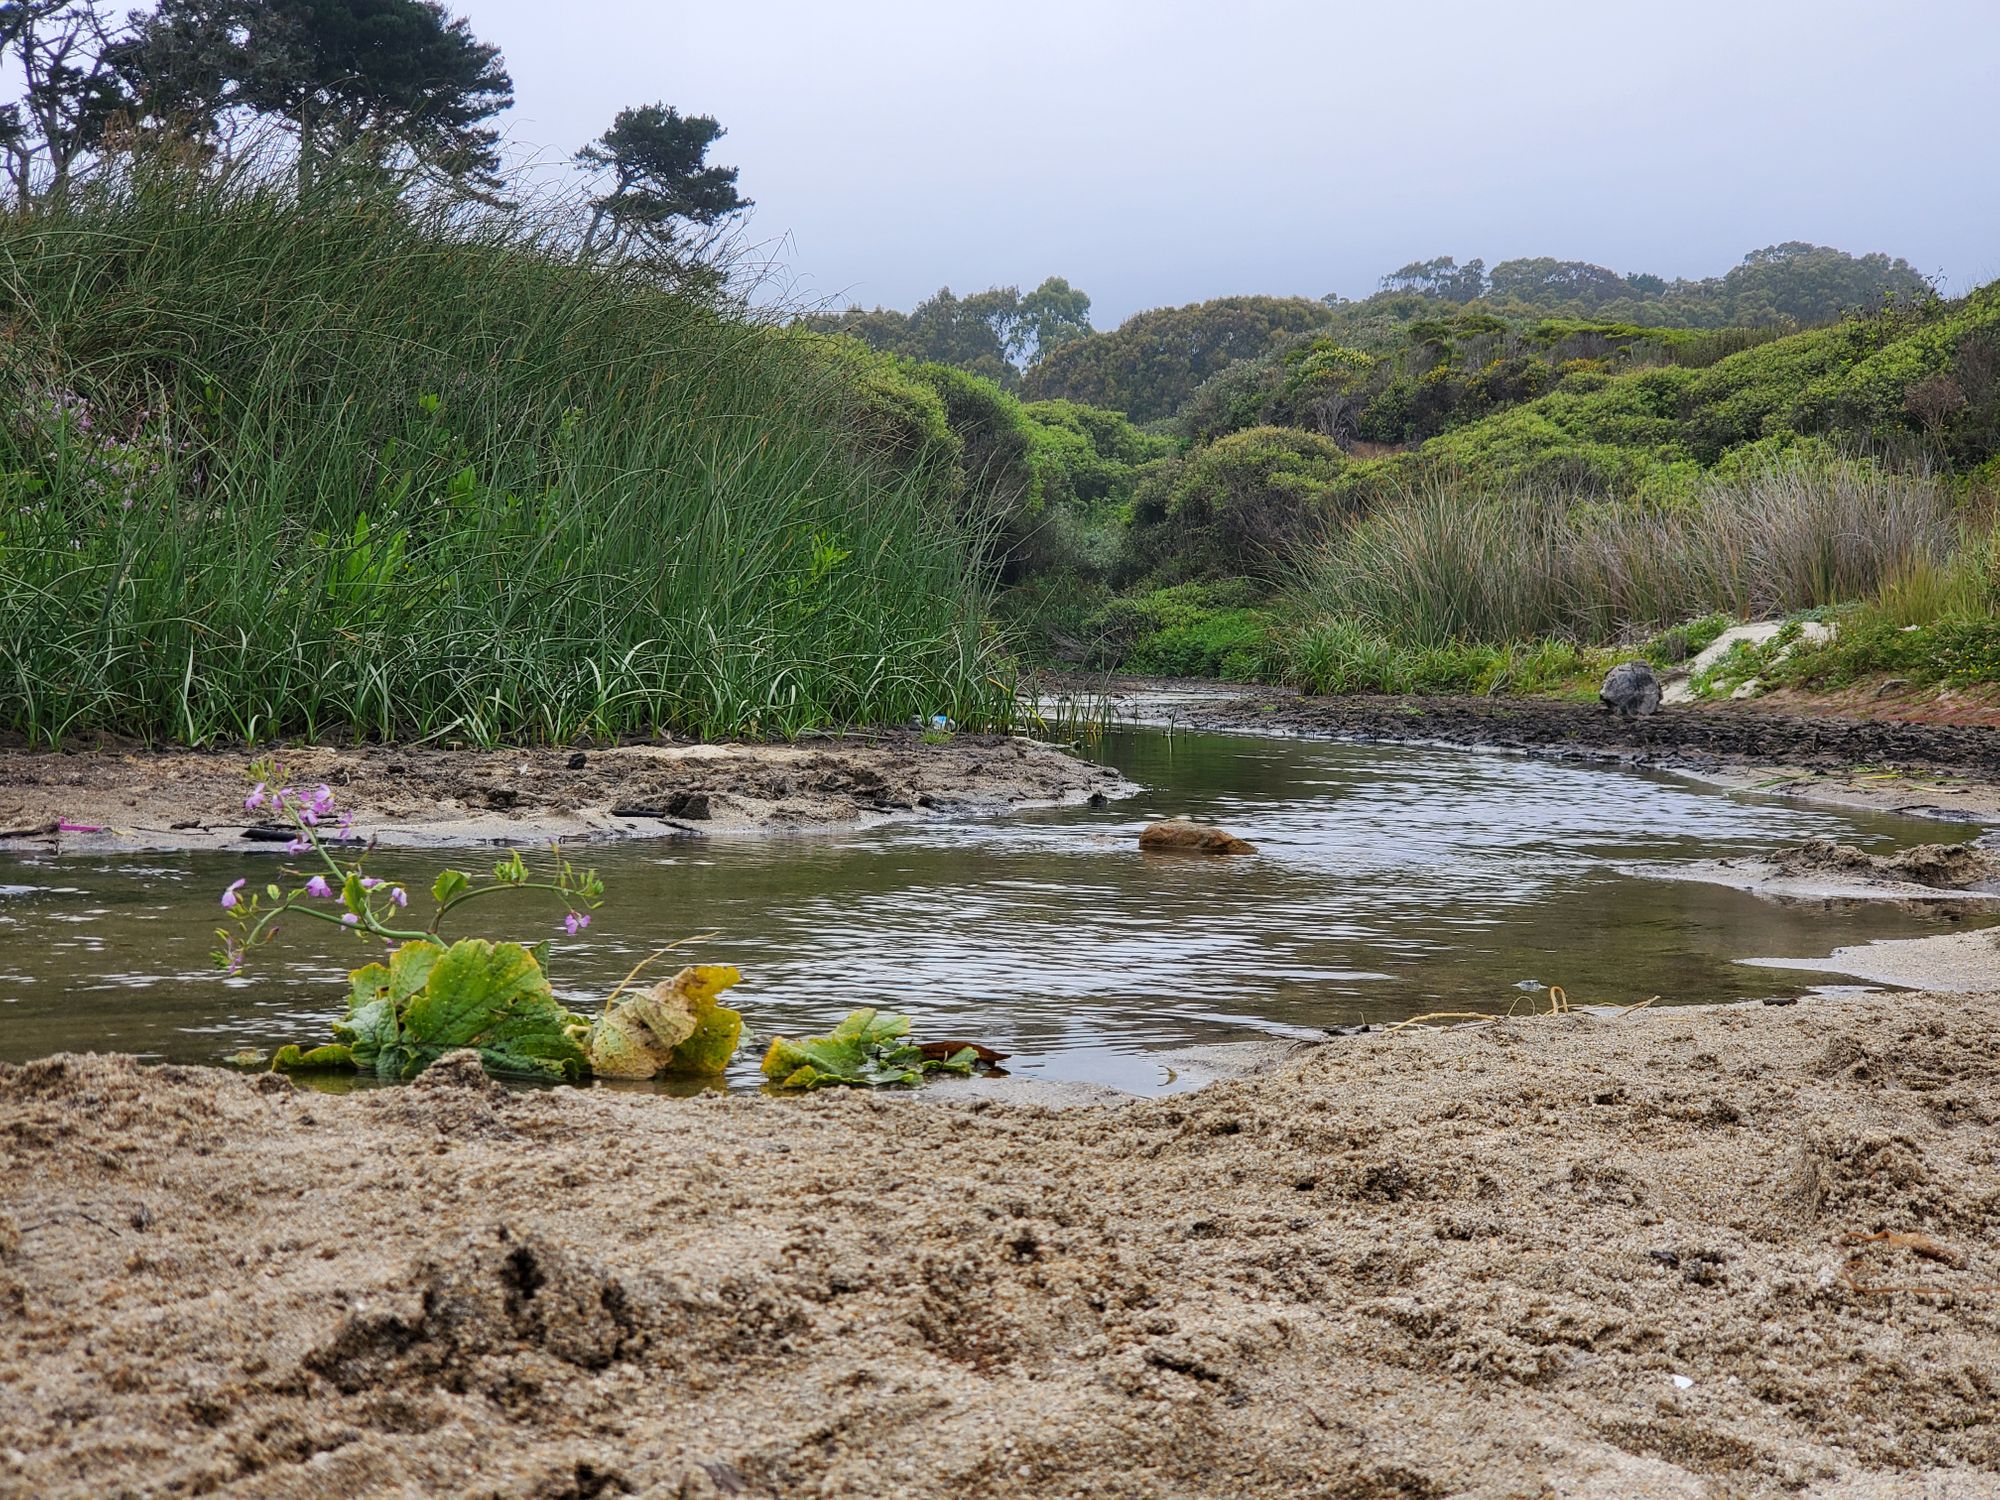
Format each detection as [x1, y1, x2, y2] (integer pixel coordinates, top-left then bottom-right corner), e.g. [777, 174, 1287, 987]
[215, 759, 603, 975]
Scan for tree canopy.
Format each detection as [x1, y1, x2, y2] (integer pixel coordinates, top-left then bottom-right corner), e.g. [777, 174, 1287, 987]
[797, 276, 1094, 387]
[1019, 296, 1339, 422]
[576, 102, 749, 262]
[122, 0, 513, 194]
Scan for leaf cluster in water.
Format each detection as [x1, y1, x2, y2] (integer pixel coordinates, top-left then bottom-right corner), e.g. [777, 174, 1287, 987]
[760, 1008, 982, 1089]
[274, 938, 591, 1081]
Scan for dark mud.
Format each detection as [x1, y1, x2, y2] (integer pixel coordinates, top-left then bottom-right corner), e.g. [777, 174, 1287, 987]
[1164, 693, 2000, 778]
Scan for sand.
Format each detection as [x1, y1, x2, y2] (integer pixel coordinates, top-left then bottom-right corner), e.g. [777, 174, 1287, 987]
[4, 992, 1998, 1499]
[0, 732, 1130, 853]
[1745, 928, 2000, 994]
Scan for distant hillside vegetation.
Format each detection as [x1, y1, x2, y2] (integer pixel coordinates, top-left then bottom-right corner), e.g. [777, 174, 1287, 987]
[1018, 244, 1931, 426]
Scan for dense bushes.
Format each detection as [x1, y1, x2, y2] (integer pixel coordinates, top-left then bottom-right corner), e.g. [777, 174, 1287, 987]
[1019, 296, 1340, 423]
[1121, 427, 1349, 586]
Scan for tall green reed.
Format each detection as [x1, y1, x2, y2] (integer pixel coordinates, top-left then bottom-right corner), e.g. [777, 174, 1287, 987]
[0, 164, 1009, 745]
[1292, 458, 1963, 646]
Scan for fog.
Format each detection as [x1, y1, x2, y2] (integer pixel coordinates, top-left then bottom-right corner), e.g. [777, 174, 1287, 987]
[466, 0, 1997, 322]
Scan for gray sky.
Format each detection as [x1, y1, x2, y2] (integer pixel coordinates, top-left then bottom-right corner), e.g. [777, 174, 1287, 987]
[466, 0, 2000, 325]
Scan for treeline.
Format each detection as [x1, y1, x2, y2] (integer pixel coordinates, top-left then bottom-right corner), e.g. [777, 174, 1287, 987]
[803, 243, 1932, 425]
[1, 0, 749, 268]
[1370, 243, 1931, 327]
[797, 278, 1094, 387]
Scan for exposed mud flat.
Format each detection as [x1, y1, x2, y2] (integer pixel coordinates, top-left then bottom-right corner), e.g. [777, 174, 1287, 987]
[1746, 928, 2000, 993]
[4, 994, 1999, 1498]
[0, 731, 1129, 853]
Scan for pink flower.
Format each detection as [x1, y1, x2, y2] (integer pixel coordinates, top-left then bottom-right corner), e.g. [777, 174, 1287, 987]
[220, 878, 247, 909]
[305, 875, 333, 898]
[340, 913, 359, 926]
[244, 783, 267, 811]
[563, 911, 591, 936]
[390, 887, 408, 908]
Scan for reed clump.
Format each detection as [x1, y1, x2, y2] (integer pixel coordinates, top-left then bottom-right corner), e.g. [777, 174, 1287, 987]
[1291, 457, 1963, 647]
[0, 165, 1008, 745]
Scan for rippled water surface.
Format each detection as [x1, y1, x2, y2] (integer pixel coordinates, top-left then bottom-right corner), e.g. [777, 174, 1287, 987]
[1, 729, 1989, 1091]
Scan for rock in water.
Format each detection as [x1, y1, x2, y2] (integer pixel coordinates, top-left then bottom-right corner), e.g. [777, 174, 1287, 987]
[1138, 819, 1256, 854]
[1600, 660, 1662, 718]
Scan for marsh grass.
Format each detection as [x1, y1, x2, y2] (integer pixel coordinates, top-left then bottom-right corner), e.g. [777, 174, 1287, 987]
[0, 165, 1007, 745]
[1294, 458, 1963, 648]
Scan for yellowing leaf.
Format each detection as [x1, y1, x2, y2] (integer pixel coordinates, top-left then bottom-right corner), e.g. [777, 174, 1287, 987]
[589, 964, 743, 1079]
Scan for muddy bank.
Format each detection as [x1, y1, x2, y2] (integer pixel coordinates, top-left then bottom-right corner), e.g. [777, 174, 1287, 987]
[1656, 838, 2000, 905]
[1078, 680, 2000, 823]
[0, 732, 1128, 853]
[5, 995, 1999, 1499]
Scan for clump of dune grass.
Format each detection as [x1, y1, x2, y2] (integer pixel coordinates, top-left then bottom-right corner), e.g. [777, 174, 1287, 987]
[0, 161, 1007, 746]
[1292, 457, 1965, 648]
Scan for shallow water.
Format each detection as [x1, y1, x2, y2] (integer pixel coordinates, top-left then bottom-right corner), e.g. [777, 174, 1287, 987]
[0, 728, 1990, 1093]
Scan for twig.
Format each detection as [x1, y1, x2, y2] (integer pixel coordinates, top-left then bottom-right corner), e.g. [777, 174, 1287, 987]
[1838, 1230, 1999, 1296]
[599, 931, 720, 1012]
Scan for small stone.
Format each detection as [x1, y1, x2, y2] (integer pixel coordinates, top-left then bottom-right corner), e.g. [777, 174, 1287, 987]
[666, 791, 712, 820]
[1138, 819, 1256, 855]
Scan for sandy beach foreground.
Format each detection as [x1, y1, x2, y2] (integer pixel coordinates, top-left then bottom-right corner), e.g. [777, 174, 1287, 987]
[3, 991, 1997, 1499]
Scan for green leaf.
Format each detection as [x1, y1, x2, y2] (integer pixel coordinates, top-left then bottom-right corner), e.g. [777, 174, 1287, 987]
[392, 938, 590, 1081]
[335, 998, 399, 1072]
[433, 868, 471, 904]
[271, 1042, 355, 1072]
[760, 1008, 930, 1090]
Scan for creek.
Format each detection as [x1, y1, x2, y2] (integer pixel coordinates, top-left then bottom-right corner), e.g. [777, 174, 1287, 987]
[0, 727, 1988, 1093]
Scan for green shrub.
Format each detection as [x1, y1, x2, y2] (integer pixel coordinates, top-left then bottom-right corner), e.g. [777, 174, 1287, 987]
[1122, 426, 1350, 585]
[1075, 581, 1275, 678]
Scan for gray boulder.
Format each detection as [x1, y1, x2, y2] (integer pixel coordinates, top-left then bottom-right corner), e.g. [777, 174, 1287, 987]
[1600, 660, 1662, 718]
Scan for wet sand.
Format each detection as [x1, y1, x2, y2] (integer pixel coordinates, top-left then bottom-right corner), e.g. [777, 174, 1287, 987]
[4, 992, 1998, 1499]
[0, 731, 1129, 853]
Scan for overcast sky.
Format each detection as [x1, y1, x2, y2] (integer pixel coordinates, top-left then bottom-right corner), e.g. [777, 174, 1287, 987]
[465, 0, 2000, 326]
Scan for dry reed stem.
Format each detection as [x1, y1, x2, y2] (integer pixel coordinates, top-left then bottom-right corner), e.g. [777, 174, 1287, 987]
[1838, 1230, 2000, 1296]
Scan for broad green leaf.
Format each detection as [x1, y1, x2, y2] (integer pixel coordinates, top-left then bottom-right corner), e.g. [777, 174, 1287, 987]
[384, 940, 442, 1005]
[589, 964, 742, 1079]
[271, 1042, 355, 1072]
[334, 997, 399, 1072]
[348, 960, 391, 1011]
[433, 868, 471, 904]
[395, 938, 590, 1081]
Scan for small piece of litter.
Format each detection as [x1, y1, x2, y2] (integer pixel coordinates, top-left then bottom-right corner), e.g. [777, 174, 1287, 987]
[1670, 1374, 1695, 1390]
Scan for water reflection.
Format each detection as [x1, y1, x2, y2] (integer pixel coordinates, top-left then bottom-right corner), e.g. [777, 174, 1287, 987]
[0, 729, 1988, 1091]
